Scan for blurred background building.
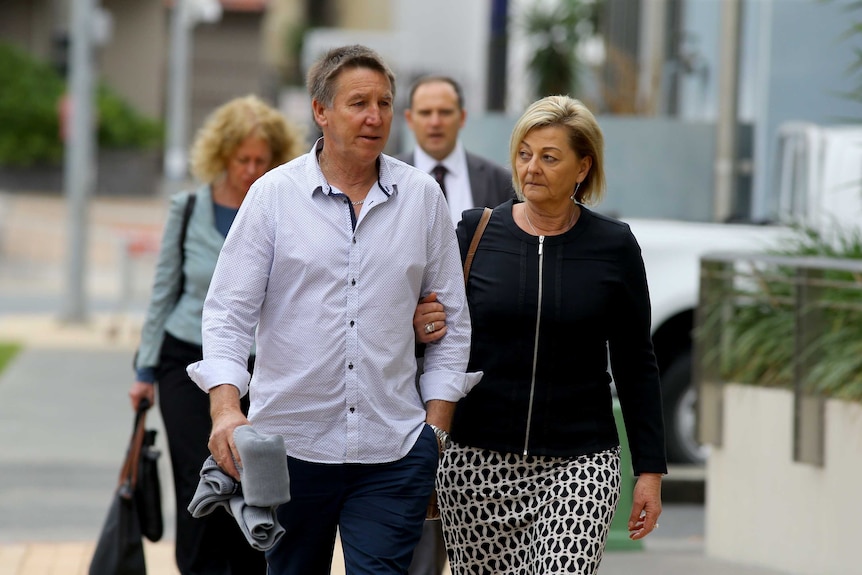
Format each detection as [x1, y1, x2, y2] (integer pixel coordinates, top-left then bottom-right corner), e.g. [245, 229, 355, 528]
[2, 4, 862, 550]
[1, 0, 860, 221]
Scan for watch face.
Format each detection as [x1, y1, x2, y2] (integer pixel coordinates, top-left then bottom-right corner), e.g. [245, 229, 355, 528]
[430, 424, 451, 450]
[439, 431, 452, 449]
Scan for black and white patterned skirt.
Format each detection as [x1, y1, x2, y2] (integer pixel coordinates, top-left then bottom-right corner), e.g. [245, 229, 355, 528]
[437, 444, 621, 575]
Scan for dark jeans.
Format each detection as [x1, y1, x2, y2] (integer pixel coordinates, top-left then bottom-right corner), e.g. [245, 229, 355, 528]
[156, 332, 265, 575]
[265, 425, 439, 575]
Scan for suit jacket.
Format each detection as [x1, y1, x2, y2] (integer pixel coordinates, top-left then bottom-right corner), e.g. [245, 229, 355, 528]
[395, 150, 514, 209]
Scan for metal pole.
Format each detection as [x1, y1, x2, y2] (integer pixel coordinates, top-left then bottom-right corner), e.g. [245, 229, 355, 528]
[62, 0, 97, 323]
[713, 0, 742, 223]
[750, 0, 774, 222]
[164, 0, 191, 182]
[486, 0, 508, 111]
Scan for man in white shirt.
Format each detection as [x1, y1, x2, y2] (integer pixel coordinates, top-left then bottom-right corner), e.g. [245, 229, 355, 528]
[187, 45, 481, 575]
[397, 75, 513, 227]
[398, 76, 512, 575]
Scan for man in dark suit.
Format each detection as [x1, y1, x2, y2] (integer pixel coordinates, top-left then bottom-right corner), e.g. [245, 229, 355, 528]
[397, 75, 513, 227]
[398, 75, 512, 575]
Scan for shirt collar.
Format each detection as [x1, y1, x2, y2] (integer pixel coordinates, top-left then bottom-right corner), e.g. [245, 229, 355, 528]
[307, 137, 396, 199]
[413, 140, 467, 178]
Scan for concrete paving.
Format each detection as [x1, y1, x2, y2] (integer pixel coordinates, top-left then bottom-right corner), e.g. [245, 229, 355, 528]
[0, 190, 792, 574]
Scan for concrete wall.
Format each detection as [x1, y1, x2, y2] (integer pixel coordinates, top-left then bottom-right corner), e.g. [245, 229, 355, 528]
[391, 0, 490, 116]
[401, 115, 729, 222]
[191, 11, 268, 134]
[0, 0, 56, 60]
[100, 0, 167, 119]
[688, 0, 862, 221]
[335, 0, 391, 30]
[705, 384, 861, 575]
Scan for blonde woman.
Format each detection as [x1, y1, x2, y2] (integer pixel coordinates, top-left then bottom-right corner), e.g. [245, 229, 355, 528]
[431, 95, 666, 574]
[129, 95, 305, 574]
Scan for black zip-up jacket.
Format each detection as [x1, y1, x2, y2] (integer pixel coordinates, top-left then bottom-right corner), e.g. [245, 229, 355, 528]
[452, 200, 667, 475]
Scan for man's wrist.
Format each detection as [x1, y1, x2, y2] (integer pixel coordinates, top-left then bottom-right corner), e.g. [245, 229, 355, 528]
[428, 423, 452, 452]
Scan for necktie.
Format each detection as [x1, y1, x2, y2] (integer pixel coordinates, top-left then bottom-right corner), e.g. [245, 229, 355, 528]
[431, 164, 447, 198]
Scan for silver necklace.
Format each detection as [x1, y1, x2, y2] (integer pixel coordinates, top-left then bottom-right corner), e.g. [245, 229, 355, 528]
[350, 198, 364, 206]
[523, 207, 540, 236]
[523, 204, 577, 236]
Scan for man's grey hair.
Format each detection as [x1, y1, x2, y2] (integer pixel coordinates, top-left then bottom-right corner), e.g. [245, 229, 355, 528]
[306, 44, 396, 108]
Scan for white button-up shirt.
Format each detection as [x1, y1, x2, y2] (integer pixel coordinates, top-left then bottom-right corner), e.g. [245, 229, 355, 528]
[413, 141, 472, 226]
[187, 140, 481, 464]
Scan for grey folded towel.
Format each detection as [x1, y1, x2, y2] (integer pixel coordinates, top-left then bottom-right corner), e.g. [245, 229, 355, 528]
[233, 425, 291, 507]
[188, 455, 283, 550]
[188, 456, 237, 517]
[227, 495, 285, 551]
[188, 426, 291, 551]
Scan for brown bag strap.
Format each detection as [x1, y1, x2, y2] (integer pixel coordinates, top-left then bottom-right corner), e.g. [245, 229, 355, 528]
[463, 207, 492, 286]
[118, 402, 149, 492]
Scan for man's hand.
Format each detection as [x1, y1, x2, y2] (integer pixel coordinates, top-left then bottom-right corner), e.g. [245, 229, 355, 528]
[208, 384, 249, 482]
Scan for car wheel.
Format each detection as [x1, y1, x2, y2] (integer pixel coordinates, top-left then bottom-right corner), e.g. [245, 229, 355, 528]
[662, 351, 709, 465]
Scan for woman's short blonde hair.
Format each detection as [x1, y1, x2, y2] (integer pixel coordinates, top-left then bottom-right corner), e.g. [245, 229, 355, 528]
[189, 94, 306, 184]
[509, 95, 606, 206]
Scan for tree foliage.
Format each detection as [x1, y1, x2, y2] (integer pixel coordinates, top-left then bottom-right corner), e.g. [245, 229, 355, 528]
[520, 0, 599, 99]
[712, 226, 862, 403]
[0, 42, 163, 167]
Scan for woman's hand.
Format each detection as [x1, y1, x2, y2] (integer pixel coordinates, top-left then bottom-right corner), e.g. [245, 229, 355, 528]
[129, 381, 156, 412]
[627, 472, 663, 540]
[414, 292, 448, 344]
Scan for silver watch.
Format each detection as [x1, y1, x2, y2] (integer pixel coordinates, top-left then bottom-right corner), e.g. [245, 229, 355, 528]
[428, 424, 452, 451]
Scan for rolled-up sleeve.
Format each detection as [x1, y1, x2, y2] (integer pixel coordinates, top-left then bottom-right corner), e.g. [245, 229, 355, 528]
[418, 189, 483, 402]
[187, 357, 252, 395]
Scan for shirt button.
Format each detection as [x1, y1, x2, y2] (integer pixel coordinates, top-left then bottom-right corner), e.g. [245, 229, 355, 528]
[348, 363, 354, 370]
[349, 320, 355, 327]
[351, 278, 356, 286]
[349, 407, 355, 413]
[352, 237, 356, 244]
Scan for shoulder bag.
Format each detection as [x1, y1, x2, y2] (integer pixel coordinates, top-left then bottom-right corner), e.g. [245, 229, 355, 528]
[426, 206, 492, 521]
[89, 400, 155, 574]
[463, 207, 492, 286]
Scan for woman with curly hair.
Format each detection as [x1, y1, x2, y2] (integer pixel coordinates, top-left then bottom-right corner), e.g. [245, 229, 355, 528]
[129, 95, 305, 574]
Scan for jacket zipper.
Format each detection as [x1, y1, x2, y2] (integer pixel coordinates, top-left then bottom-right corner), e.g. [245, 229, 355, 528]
[524, 235, 544, 456]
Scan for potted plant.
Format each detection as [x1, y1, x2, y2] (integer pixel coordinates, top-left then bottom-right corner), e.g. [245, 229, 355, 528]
[697, 225, 862, 574]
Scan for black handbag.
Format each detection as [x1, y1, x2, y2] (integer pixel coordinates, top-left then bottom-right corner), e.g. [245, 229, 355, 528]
[135, 416, 163, 542]
[89, 400, 160, 575]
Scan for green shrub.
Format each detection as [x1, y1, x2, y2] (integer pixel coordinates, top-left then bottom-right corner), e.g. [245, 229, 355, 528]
[0, 342, 21, 375]
[96, 84, 163, 150]
[0, 42, 163, 167]
[715, 225, 862, 402]
[0, 43, 66, 166]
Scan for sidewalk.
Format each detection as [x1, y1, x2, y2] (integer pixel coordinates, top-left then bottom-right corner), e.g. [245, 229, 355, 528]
[0, 191, 791, 575]
[0, 319, 789, 575]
